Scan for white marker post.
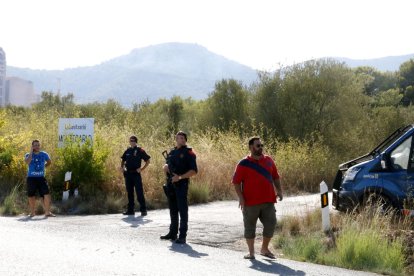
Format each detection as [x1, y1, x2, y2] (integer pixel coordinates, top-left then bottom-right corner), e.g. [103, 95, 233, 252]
[320, 181, 330, 232]
[62, 171, 72, 201]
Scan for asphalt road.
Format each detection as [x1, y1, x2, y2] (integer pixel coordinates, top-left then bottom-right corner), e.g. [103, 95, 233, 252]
[0, 194, 378, 276]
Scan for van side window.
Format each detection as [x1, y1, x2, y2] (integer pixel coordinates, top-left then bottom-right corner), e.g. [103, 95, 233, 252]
[390, 136, 412, 171]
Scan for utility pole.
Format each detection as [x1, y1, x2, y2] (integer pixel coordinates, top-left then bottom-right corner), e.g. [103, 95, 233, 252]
[57, 77, 61, 96]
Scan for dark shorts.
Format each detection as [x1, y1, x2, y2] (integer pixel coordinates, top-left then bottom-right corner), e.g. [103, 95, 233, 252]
[27, 177, 50, 197]
[243, 202, 277, 239]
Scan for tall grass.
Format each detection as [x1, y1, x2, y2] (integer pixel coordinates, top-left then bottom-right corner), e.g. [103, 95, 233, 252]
[0, 107, 337, 214]
[0, 182, 25, 215]
[335, 227, 404, 273]
[274, 139, 335, 193]
[275, 207, 408, 275]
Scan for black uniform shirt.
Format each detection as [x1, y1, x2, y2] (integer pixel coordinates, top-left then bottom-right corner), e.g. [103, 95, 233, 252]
[121, 146, 150, 171]
[167, 145, 198, 179]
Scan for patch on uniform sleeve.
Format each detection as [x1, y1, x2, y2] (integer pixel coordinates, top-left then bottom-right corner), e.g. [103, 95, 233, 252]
[188, 149, 196, 156]
[140, 148, 145, 152]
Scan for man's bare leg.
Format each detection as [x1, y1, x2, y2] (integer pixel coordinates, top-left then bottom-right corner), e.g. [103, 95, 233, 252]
[246, 238, 255, 257]
[28, 197, 36, 216]
[261, 236, 276, 258]
[261, 237, 272, 254]
[43, 194, 51, 215]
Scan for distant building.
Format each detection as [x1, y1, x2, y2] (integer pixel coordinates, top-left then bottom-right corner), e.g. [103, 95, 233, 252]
[5, 77, 38, 107]
[0, 48, 40, 107]
[0, 48, 6, 107]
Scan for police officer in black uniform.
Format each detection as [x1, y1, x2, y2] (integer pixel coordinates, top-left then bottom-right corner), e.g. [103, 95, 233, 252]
[120, 136, 150, 216]
[160, 131, 197, 244]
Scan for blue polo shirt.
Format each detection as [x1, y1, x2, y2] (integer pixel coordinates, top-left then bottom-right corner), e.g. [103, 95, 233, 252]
[25, 151, 50, 177]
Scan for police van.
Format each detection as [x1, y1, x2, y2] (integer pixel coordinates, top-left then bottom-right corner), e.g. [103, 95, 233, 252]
[332, 124, 414, 213]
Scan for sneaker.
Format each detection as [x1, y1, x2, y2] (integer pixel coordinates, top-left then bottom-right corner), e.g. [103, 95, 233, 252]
[141, 211, 147, 216]
[160, 233, 177, 240]
[175, 237, 186, 244]
[122, 211, 135, 215]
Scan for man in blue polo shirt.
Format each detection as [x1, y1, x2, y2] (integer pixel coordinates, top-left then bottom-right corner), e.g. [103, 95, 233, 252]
[24, 139, 55, 217]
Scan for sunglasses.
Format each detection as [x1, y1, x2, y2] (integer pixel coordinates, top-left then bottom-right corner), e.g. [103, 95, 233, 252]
[129, 140, 137, 143]
[255, 144, 264, 148]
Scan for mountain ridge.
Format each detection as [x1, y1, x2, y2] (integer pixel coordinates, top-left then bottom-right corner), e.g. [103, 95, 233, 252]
[6, 43, 414, 105]
[6, 43, 258, 105]
[328, 53, 414, 71]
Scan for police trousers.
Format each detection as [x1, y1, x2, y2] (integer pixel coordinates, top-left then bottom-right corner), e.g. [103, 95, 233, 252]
[165, 181, 189, 238]
[124, 172, 147, 213]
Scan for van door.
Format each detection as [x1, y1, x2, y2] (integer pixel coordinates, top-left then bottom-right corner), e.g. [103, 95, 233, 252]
[381, 136, 412, 208]
[406, 137, 414, 206]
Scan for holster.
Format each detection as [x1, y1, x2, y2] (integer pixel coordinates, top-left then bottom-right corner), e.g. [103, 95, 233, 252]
[163, 180, 175, 198]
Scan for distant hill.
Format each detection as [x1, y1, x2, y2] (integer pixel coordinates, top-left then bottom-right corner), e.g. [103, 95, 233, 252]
[331, 54, 414, 72]
[6, 43, 258, 105]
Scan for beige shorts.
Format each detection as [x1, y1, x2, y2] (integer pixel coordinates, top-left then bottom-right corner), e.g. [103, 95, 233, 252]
[243, 202, 276, 239]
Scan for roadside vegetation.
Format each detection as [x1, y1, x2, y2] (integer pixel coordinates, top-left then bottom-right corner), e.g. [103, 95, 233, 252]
[274, 206, 412, 275]
[1, 58, 414, 215]
[1, 58, 414, 273]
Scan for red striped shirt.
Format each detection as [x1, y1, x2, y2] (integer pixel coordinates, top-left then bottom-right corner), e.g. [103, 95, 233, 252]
[232, 155, 280, 206]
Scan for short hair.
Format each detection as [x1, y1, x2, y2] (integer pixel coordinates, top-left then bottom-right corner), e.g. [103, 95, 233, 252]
[32, 139, 40, 145]
[129, 136, 138, 142]
[248, 136, 260, 146]
[176, 131, 187, 141]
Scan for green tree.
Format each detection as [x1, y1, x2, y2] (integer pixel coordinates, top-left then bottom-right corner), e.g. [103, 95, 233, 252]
[398, 59, 414, 105]
[34, 91, 75, 112]
[373, 89, 403, 107]
[252, 71, 283, 136]
[204, 79, 250, 131]
[79, 99, 127, 126]
[354, 66, 397, 96]
[165, 96, 184, 135]
[274, 60, 367, 148]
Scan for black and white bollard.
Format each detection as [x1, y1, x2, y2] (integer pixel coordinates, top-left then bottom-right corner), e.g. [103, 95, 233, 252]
[320, 181, 330, 232]
[62, 171, 72, 201]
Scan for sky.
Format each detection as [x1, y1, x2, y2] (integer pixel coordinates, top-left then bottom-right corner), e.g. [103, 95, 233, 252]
[1, 0, 413, 71]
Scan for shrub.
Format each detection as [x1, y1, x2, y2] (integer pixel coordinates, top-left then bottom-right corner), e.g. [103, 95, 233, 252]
[51, 137, 109, 200]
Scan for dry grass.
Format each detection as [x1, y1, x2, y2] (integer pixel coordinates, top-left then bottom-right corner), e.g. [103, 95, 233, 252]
[0, 108, 338, 213]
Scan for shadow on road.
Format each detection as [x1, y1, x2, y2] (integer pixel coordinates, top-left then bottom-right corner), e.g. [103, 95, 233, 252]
[169, 243, 209, 258]
[17, 216, 47, 222]
[121, 216, 152, 228]
[249, 259, 305, 275]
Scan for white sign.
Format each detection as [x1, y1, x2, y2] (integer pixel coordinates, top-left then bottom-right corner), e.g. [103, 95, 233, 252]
[58, 118, 94, 147]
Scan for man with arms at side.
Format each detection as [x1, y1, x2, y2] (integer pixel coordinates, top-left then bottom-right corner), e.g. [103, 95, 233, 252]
[232, 136, 283, 259]
[120, 135, 151, 216]
[25, 139, 55, 217]
[160, 131, 197, 244]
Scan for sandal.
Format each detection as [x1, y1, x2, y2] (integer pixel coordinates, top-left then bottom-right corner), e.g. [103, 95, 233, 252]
[244, 253, 255, 260]
[260, 251, 276, 259]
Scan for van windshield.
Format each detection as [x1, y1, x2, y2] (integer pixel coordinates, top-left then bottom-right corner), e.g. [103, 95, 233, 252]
[371, 125, 413, 156]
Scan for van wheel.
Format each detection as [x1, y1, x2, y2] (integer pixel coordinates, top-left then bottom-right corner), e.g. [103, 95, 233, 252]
[361, 193, 393, 215]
